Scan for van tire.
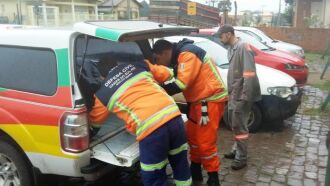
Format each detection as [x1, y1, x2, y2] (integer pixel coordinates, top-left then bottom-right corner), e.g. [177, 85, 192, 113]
[0, 139, 33, 186]
[222, 103, 262, 133]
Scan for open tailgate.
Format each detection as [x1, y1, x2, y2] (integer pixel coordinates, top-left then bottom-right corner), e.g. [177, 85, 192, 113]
[90, 114, 139, 167]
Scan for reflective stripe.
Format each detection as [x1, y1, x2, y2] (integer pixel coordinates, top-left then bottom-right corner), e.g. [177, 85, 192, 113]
[136, 104, 178, 136]
[235, 134, 249, 140]
[243, 71, 256, 78]
[168, 68, 174, 80]
[174, 178, 192, 186]
[190, 144, 198, 149]
[175, 79, 187, 90]
[108, 72, 153, 111]
[201, 152, 218, 160]
[204, 56, 228, 100]
[206, 91, 228, 101]
[146, 78, 176, 101]
[169, 143, 188, 155]
[140, 159, 169, 171]
[116, 102, 142, 126]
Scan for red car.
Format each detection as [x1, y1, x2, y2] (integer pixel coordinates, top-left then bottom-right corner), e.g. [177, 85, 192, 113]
[197, 29, 309, 86]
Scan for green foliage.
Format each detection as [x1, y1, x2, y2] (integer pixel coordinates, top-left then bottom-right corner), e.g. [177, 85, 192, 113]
[283, 4, 293, 26]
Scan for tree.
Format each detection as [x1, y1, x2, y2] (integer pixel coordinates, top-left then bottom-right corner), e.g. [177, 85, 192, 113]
[282, 3, 293, 26]
[282, 0, 294, 26]
[255, 14, 262, 26]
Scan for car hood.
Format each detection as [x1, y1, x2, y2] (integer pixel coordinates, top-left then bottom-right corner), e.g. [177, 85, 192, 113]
[218, 64, 296, 95]
[264, 49, 304, 65]
[270, 41, 303, 51]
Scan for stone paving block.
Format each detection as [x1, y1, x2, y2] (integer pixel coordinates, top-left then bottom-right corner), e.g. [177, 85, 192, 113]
[270, 181, 285, 186]
[275, 168, 289, 175]
[288, 171, 304, 179]
[288, 178, 303, 186]
[305, 172, 318, 179]
[272, 174, 286, 183]
[258, 174, 272, 183]
[290, 165, 304, 173]
[303, 178, 317, 186]
[304, 164, 318, 172]
[256, 182, 270, 186]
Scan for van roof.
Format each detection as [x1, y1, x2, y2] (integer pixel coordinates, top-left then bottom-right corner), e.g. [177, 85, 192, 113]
[0, 28, 75, 49]
[0, 21, 197, 49]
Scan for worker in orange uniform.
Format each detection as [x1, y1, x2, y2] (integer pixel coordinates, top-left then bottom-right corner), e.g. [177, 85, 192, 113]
[152, 39, 228, 186]
[87, 44, 192, 186]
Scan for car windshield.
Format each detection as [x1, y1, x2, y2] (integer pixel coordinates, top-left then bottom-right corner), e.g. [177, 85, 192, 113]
[194, 40, 229, 67]
[235, 31, 271, 51]
[252, 28, 276, 42]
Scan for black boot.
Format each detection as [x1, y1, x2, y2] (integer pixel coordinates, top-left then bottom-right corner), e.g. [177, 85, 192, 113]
[224, 151, 235, 159]
[190, 162, 203, 186]
[231, 160, 247, 170]
[207, 172, 220, 186]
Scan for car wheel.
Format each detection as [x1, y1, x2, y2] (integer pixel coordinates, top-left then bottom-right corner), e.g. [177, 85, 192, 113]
[222, 104, 262, 133]
[0, 139, 33, 186]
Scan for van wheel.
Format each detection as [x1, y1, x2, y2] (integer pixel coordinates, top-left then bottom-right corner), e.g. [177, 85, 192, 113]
[0, 140, 33, 186]
[222, 104, 262, 133]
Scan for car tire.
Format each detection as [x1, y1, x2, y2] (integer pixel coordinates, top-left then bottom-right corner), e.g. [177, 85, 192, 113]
[0, 139, 34, 186]
[222, 103, 262, 133]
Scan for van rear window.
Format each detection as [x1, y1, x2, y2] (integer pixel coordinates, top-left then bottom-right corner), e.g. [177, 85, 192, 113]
[0, 46, 57, 96]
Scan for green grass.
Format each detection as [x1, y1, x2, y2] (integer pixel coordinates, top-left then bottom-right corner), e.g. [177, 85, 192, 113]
[303, 106, 330, 117]
[305, 52, 323, 65]
[312, 81, 330, 91]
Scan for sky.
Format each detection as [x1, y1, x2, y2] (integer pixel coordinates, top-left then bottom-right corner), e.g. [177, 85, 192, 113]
[139, 0, 287, 14]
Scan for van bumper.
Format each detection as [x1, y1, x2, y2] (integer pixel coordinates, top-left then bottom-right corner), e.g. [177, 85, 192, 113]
[258, 91, 302, 121]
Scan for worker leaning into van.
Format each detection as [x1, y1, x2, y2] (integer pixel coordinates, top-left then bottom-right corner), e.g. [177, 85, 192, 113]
[150, 39, 228, 186]
[88, 57, 192, 186]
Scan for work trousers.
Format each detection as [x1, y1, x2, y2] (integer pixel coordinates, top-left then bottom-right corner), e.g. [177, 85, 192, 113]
[186, 102, 225, 172]
[228, 99, 252, 162]
[139, 116, 192, 186]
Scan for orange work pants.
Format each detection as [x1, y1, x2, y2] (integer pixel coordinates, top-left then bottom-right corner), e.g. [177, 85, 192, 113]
[186, 101, 225, 172]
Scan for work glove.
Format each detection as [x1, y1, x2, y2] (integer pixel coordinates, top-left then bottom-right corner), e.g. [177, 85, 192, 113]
[199, 100, 209, 126]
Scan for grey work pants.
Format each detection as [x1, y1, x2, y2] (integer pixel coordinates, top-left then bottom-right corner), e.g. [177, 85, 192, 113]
[228, 100, 252, 162]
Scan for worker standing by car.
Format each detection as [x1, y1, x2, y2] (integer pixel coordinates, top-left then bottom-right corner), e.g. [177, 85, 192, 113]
[87, 50, 192, 186]
[152, 38, 228, 186]
[215, 25, 261, 170]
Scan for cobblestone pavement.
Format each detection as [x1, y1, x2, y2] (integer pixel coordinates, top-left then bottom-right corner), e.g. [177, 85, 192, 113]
[215, 86, 330, 186]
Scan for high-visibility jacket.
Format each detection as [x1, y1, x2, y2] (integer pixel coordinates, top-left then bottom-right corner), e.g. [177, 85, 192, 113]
[89, 61, 181, 141]
[159, 39, 228, 103]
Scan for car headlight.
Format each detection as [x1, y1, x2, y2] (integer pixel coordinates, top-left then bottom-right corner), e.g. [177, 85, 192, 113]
[295, 49, 305, 58]
[267, 86, 299, 98]
[284, 63, 304, 70]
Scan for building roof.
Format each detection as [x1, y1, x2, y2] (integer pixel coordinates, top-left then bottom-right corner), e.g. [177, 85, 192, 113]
[99, 0, 142, 8]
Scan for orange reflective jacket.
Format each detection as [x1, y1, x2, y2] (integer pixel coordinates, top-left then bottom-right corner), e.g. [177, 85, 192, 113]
[89, 62, 180, 141]
[152, 39, 228, 103]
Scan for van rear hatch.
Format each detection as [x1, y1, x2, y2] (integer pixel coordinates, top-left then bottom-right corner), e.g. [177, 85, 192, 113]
[74, 21, 197, 167]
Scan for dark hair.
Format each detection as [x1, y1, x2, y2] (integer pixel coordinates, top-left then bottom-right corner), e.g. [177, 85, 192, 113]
[153, 40, 173, 54]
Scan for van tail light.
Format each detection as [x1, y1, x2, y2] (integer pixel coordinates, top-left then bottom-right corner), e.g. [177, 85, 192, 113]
[60, 112, 89, 153]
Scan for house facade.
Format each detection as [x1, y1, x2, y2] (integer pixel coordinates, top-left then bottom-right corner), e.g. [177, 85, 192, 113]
[98, 0, 141, 20]
[293, 0, 330, 28]
[0, 0, 101, 26]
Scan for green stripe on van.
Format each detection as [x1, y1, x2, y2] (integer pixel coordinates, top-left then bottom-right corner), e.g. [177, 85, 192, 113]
[95, 28, 121, 41]
[0, 87, 7, 92]
[55, 48, 70, 87]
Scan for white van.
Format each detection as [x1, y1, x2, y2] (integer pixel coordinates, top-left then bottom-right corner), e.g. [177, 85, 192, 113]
[164, 36, 302, 132]
[0, 21, 197, 185]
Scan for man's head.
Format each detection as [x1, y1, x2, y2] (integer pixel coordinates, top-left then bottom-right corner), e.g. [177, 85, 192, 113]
[152, 39, 173, 66]
[214, 24, 235, 45]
